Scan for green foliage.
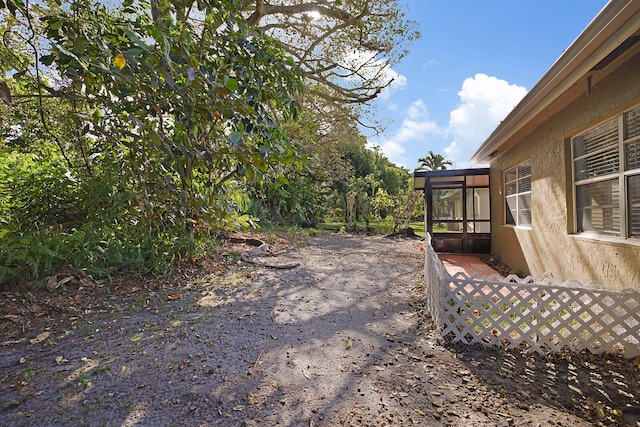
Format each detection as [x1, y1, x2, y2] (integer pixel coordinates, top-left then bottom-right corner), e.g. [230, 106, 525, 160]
[0, 0, 304, 285]
[0, 217, 216, 283]
[0, 229, 62, 281]
[0, 150, 79, 228]
[0, 222, 209, 284]
[0, 0, 419, 286]
[391, 186, 423, 232]
[372, 188, 394, 219]
[330, 143, 411, 224]
[510, 269, 526, 278]
[416, 151, 453, 171]
[318, 217, 419, 237]
[246, 96, 412, 233]
[300, 228, 318, 237]
[246, 169, 325, 227]
[35, 0, 302, 231]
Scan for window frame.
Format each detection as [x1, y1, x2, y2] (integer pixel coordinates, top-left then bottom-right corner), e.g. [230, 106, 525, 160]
[504, 160, 532, 227]
[571, 104, 640, 240]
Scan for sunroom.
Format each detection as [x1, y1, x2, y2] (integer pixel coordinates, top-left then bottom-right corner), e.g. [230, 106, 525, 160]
[413, 168, 491, 253]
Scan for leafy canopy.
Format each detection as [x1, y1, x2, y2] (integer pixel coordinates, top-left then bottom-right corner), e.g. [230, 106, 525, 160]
[0, 0, 305, 281]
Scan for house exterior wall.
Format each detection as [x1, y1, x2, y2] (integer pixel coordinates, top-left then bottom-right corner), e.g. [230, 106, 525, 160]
[489, 51, 640, 291]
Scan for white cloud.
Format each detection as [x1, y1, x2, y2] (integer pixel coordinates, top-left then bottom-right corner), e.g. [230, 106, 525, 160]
[443, 140, 459, 161]
[378, 68, 407, 100]
[373, 73, 526, 169]
[422, 58, 440, 68]
[445, 73, 527, 166]
[373, 100, 442, 167]
[376, 140, 407, 164]
[387, 103, 400, 112]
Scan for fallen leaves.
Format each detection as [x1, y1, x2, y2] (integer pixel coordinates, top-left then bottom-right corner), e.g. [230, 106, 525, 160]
[54, 356, 69, 365]
[1, 338, 26, 346]
[1, 314, 21, 324]
[46, 275, 74, 291]
[251, 348, 266, 381]
[29, 332, 50, 344]
[167, 294, 183, 301]
[0, 234, 636, 427]
[587, 397, 606, 420]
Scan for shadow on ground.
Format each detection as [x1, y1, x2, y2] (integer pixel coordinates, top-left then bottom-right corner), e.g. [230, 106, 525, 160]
[0, 233, 638, 426]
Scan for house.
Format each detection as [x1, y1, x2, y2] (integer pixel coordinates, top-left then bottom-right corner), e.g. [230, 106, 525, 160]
[469, 0, 640, 291]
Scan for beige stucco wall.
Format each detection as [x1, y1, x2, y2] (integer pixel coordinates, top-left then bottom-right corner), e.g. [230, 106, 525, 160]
[489, 51, 640, 291]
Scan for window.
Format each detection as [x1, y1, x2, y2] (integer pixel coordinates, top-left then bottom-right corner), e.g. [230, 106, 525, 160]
[573, 105, 640, 238]
[504, 161, 532, 226]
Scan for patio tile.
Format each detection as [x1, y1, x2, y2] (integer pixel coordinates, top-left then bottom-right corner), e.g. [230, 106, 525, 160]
[438, 254, 500, 277]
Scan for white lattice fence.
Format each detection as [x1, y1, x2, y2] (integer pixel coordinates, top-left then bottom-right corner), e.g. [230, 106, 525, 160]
[443, 274, 640, 357]
[422, 241, 640, 358]
[423, 234, 447, 330]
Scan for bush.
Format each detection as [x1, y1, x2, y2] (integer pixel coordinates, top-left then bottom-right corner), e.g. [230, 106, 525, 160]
[0, 222, 209, 286]
[0, 147, 215, 286]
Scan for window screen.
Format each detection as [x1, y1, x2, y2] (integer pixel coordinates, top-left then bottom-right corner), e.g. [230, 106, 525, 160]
[504, 161, 532, 226]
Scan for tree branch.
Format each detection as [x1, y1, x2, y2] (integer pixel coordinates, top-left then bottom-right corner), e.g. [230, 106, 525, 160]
[248, 1, 355, 26]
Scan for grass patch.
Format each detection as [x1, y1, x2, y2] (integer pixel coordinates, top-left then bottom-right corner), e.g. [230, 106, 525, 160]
[317, 218, 425, 237]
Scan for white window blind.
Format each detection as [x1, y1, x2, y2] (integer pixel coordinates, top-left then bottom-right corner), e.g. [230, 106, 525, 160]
[504, 161, 531, 226]
[629, 175, 640, 237]
[573, 105, 640, 239]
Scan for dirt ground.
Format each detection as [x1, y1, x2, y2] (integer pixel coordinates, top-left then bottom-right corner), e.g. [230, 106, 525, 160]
[1, 232, 639, 427]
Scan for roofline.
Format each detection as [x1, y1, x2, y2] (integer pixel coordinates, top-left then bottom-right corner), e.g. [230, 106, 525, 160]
[470, 0, 640, 163]
[413, 167, 490, 179]
[413, 167, 490, 190]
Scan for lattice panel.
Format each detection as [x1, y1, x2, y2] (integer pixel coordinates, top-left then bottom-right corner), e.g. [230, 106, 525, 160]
[423, 234, 447, 330]
[441, 273, 640, 357]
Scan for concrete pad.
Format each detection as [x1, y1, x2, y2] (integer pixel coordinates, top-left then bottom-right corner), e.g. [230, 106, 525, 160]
[438, 254, 500, 277]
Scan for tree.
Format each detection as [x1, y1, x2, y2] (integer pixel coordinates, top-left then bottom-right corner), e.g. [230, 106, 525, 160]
[237, 0, 419, 130]
[141, 0, 419, 130]
[391, 186, 421, 232]
[321, 129, 409, 224]
[241, 2, 418, 96]
[372, 188, 393, 219]
[416, 150, 453, 171]
[140, 0, 420, 221]
[2, 0, 304, 227]
[0, 0, 307, 281]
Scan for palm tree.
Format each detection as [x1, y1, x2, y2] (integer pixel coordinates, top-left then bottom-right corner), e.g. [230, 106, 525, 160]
[416, 151, 453, 171]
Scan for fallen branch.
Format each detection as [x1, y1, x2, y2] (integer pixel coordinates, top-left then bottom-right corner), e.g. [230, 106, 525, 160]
[385, 227, 420, 239]
[252, 348, 266, 381]
[240, 254, 300, 269]
[230, 234, 300, 269]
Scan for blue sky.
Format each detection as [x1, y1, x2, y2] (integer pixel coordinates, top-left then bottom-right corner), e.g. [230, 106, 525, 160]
[368, 0, 609, 170]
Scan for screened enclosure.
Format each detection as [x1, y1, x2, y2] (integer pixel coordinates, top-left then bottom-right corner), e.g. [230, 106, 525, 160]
[414, 168, 491, 253]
